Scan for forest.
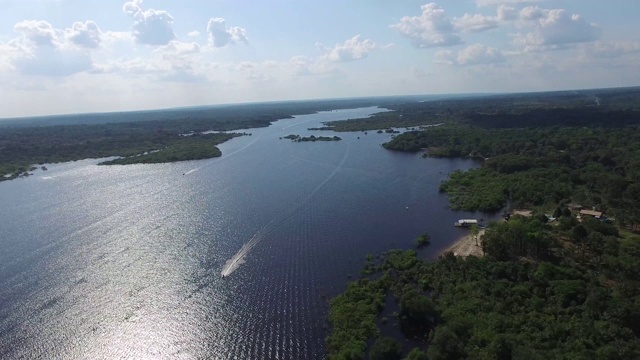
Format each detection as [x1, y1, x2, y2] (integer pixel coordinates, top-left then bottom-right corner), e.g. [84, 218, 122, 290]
[0, 97, 386, 180]
[98, 133, 242, 165]
[379, 88, 640, 232]
[327, 86, 640, 359]
[328, 214, 640, 360]
[282, 134, 342, 142]
[0, 114, 268, 179]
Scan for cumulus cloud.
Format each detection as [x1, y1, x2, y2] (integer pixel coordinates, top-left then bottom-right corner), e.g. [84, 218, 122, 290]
[0, 43, 19, 72]
[391, 3, 462, 48]
[123, 0, 176, 45]
[476, 0, 547, 7]
[436, 44, 506, 66]
[454, 13, 498, 33]
[319, 35, 378, 62]
[520, 6, 546, 21]
[497, 5, 518, 21]
[65, 21, 102, 48]
[514, 8, 602, 51]
[14, 20, 60, 47]
[9, 20, 95, 76]
[207, 18, 248, 47]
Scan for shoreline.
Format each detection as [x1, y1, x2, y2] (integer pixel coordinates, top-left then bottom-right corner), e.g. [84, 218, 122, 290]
[441, 228, 485, 257]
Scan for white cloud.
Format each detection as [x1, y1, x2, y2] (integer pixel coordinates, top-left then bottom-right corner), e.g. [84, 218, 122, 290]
[188, 31, 200, 38]
[207, 18, 248, 48]
[391, 3, 462, 48]
[0, 43, 19, 72]
[92, 39, 208, 82]
[16, 47, 93, 76]
[454, 13, 498, 33]
[514, 8, 602, 51]
[436, 43, 506, 66]
[9, 20, 95, 76]
[91, 57, 164, 76]
[123, 0, 175, 45]
[14, 20, 60, 47]
[497, 5, 518, 21]
[319, 35, 378, 62]
[585, 41, 640, 59]
[457, 44, 506, 65]
[65, 21, 102, 48]
[289, 55, 338, 76]
[156, 40, 201, 56]
[102, 30, 133, 45]
[231, 61, 276, 82]
[520, 6, 546, 21]
[476, 0, 547, 7]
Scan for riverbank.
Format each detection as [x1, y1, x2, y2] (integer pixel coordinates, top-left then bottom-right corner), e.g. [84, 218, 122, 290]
[441, 229, 485, 257]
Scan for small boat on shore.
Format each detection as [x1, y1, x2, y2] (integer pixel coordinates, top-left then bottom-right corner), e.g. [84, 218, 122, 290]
[454, 219, 478, 228]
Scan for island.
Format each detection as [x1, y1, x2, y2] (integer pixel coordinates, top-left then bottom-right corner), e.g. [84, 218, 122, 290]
[99, 132, 244, 165]
[0, 98, 384, 181]
[281, 134, 342, 142]
[326, 86, 640, 359]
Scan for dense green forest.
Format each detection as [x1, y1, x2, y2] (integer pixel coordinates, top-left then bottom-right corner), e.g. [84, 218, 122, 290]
[378, 89, 640, 233]
[328, 215, 640, 359]
[0, 115, 270, 179]
[0, 96, 419, 180]
[98, 133, 242, 165]
[0, 99, 378, 179]
[327, 87, 640, 359]
[312, 87, 640, 133]
[282, 134, 342, 142]
[381, 125, 640, 225]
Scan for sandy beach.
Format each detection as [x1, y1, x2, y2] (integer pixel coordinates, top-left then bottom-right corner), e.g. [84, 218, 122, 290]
[441, 229, 485, 257]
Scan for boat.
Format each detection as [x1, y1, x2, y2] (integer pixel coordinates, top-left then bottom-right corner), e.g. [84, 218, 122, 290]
[454, 219, 478, 227]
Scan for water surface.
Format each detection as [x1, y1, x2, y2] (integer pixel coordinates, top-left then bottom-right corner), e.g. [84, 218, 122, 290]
[0, 106, 480, 359]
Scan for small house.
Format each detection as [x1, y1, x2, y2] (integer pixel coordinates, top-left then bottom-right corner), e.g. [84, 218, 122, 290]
[579, 209, 603, 219]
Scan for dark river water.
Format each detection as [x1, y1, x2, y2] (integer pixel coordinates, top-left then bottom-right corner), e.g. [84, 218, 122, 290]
[0, 107, 482, 359]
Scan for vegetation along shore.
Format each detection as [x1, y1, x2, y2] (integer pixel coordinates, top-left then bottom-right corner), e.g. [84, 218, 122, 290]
[326, 86, 640, 359]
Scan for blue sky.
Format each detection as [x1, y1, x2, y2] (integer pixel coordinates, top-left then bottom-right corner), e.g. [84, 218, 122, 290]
[0, 0, 638, 117]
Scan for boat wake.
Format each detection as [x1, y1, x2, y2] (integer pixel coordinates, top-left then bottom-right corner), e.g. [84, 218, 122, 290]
[221, 143, 350, 277]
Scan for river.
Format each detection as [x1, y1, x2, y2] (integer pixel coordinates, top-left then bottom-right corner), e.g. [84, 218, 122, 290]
[0, 106, 481, 359]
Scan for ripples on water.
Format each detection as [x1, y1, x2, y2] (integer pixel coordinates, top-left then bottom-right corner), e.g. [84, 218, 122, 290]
[0, 107, 481, 359]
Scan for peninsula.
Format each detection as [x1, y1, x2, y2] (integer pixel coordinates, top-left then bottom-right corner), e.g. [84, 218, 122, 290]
[327, 86, 640, 360]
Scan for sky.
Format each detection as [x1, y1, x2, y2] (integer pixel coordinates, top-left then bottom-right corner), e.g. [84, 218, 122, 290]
[0, 0, 639, 118]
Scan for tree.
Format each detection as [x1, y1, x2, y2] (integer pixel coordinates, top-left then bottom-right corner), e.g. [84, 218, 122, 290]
[404, 347, 428, 360]
[415, 233, 431, 248]
[400, 289, 436, 323]
[370, 336, 403, 360]
[427, 327, 465, 360]
[470, 224, 480, 246]
[572, 224, 589, 258]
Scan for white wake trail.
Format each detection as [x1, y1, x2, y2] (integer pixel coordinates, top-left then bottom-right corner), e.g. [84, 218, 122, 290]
[190, 133, 263, 176]
[221, 143, 350, 277]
